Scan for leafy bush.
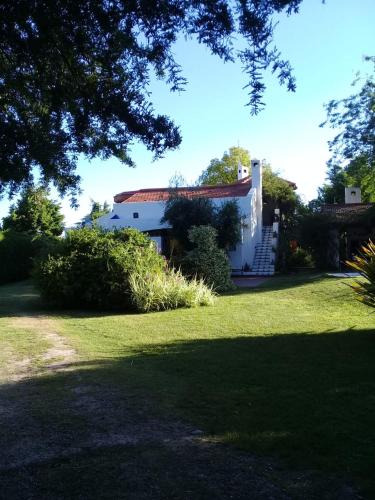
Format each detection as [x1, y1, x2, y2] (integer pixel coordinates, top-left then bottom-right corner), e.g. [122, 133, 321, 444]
[129, 267, 215, 312]
[298, 213, 335, 269]
[216, 200, 241, 250]
[35, 227, 165, 309]
[286, 248, 315, 270]
[182, 225, 233, 292]
[345, 240, 375, 308]
[161, 196, 217, 251]
[161, 196, 241, 252]
[0, 230, 35, 284]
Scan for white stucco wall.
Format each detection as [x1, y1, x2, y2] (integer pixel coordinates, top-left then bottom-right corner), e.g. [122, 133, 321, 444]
[96, 188, 262, 270]
[95, 200, 169, 232]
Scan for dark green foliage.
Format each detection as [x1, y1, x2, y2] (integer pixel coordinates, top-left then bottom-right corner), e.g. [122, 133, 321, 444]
[162, 197, 217, 250]
[0, 230, 59, 284]
[0, 1, 301, 199]
[216, 200, 241, 250]
[35, 227, 164, 309]
[182, 226, 233, 292]
[89, 200, 111, 222]
[298, 213, 335, 269]
[286, 247, 314, 270]
[80, 200, 111, 226]
[162, 196, 241, 252]
[197, 147, 298, 217]
[2, 186, 64, 236]
[198, 147, 251, 185]
[262, 167, 298, 216]
[0, 230, 35, 284]
[315, 171, 347, 205]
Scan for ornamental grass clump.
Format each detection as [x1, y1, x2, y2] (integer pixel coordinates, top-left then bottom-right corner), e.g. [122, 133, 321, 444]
[346, 239, 375, 308]
[129, 267, 215, 312]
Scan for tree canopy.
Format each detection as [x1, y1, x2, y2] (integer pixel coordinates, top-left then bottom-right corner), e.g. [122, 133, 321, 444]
[161, 196, 241, 251]
[197, 146, 298, 214]
[198, 146, 251, 185]
[80, 200, 111, 226]
[0, 0, 302, 200]
[319, 56, 375, 203]
[2, 186, 64, 236]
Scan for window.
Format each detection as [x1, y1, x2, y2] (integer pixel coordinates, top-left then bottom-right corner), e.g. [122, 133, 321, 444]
[110, 214, 120, 220]
[133, 212, 139, 219]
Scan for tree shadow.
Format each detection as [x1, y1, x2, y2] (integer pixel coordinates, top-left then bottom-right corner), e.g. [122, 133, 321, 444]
[0, 327, 374, 498]
[0, 280, 137, 319]
[0, 274, 334, 319]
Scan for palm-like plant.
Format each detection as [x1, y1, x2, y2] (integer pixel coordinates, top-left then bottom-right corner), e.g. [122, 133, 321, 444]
[346, 240, 375, 308]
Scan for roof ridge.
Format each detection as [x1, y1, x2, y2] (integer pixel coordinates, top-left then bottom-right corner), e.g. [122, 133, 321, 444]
[115, 176, 251, 198]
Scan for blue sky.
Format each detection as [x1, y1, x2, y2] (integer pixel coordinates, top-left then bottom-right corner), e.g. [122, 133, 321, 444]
[1, 0, 374, 226]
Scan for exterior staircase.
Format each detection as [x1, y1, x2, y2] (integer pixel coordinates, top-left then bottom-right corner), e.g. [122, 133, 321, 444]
[250, 226, 275, 276]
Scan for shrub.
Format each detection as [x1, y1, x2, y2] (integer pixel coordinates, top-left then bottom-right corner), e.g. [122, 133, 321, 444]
[0, 230, 35, 284]
[286, 248, 315, 270]
[345, 240, 375, 308]
[35, 227, 165, 309]
[161, 196, 217, 251]
[161, 196, 241, 253]
[129, 267, 215, 312]
[182, 225, 233, 292]
[216, 200, 241, 250]
[298, 213, 335, 269]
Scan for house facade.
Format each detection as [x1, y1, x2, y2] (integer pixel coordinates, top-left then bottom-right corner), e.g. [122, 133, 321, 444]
[96, 159, 279, 275]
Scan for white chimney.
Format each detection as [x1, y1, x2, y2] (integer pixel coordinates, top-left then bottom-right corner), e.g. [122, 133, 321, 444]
[345, 187, 361, 204]
[251, 158, 263, 237]
[237, 161, 249, 180]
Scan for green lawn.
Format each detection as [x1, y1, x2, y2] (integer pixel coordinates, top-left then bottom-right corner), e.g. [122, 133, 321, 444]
[0, 275, 374, 498]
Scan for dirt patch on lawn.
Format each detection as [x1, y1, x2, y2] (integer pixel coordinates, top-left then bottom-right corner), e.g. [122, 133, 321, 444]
[10, 315, 77, 375]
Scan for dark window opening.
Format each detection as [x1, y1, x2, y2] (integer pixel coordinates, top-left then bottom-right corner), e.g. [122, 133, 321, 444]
[133, 212, 139, 219]
[110, 214, 120, 220]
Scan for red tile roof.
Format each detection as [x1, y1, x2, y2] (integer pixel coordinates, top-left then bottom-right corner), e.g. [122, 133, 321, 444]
[114, 177, 253, 203]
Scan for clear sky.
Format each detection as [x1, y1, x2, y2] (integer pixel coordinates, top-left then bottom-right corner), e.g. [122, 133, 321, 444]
[1, 0, 374, 226]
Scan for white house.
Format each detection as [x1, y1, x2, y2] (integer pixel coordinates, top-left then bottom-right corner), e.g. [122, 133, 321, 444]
[96, 159, 279, 275]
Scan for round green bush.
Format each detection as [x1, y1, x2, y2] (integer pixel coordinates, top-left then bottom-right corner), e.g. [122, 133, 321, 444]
[35, 227, 165, 309]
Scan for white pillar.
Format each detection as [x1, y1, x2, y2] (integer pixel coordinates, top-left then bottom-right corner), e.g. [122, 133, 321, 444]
[251, 158, 263, 240]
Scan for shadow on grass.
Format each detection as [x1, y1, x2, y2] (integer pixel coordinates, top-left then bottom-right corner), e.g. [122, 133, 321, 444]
[0, 274, 334, 319]
[0, 280, 136, 319]
[0, 326, 374, 498]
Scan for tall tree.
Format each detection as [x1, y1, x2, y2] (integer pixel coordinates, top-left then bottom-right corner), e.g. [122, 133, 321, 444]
[198, 147, 251, 185]
[197, 146, 298, 214]
[320, 56, 375, 203]
[0, 0, 302, 200]
[2, 186, 64, 236]
[80, 199, 111, 226]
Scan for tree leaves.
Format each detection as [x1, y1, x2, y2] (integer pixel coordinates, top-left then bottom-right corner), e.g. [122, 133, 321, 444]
[0, 0, 301, 199]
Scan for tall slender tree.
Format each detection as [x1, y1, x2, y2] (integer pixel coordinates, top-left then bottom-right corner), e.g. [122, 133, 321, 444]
[2, 186, 64, 236]
[320, 56, 375, 203]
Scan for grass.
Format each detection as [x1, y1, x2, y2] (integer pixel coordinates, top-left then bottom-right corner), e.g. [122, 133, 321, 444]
[1, 274, 374, 497]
